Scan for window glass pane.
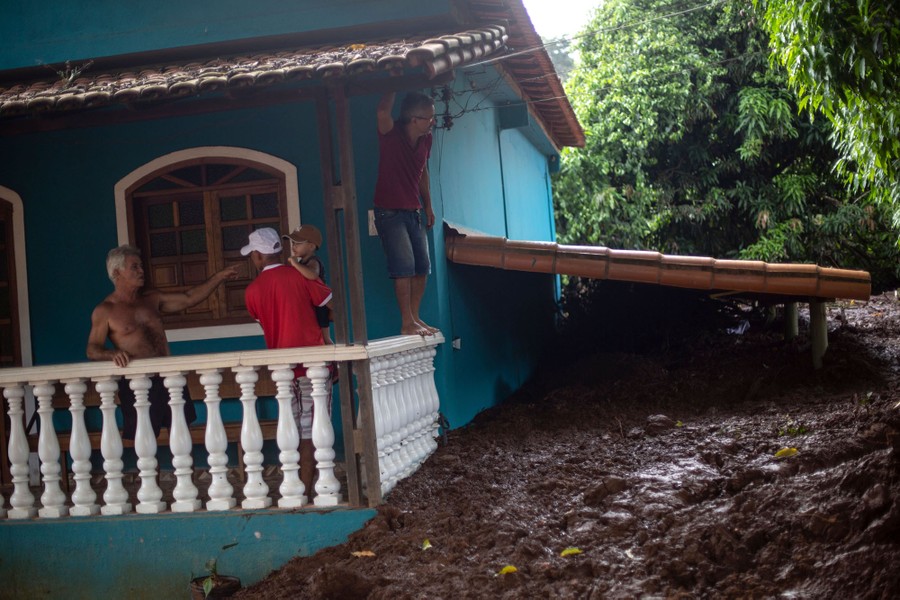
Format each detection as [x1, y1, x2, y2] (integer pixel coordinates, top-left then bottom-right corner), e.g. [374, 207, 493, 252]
[136, 177, 181, 193]
[150, 232, 177, 257]
[0, 287, 9, 316]
[0, 324, 12, 359]
[181, 230, 206, 254]
[0, 254, 7, 280]
[207, 164, 237, 185]
[222, 225, 249, 251]
[220, 196, 246, 222]
[179, 199, 204, 226]
[0, 223, 6, 245]
[170, 165, 203, 186]
[230, 167, 274, 184]
[251, 192, 279, 219]
[148, 203, 174, 229]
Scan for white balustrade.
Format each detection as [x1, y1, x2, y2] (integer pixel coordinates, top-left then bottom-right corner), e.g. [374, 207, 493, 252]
[65, 380, 99, 516]
[97, 377, 132, 515]
[309, 363, 340, 506]
[271, 364, 304, 508]
[34, 382, 68, 518]
[131, 376, 165, 514]
[5, 385, 36, 518]
[200, 370, 235, 511]
[164, 373, 200, 512]
[236, 366, 271, 509]
[0, 337, 441, 519]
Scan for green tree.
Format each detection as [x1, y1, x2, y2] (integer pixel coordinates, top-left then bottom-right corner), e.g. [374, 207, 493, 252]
[754, 0, 900, 223]
[554, 0, 899, 288]
[545, 36, 576, 82]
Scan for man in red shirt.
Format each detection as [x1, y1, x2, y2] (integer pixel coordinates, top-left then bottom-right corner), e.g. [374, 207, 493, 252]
[242, 227, 333, 496]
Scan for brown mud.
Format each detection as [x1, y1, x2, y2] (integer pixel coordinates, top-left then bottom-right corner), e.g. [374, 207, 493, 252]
[238, 291, 900, 599]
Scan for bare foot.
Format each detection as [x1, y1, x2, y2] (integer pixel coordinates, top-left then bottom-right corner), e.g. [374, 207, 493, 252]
[401, 322, 433, 336]
[416, 319, 440, 334]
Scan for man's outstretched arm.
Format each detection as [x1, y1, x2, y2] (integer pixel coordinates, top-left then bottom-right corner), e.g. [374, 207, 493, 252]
[158, 265, 239, 314]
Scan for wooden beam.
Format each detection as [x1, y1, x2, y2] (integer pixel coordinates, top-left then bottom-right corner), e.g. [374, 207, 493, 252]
[353, 358, 382, 506]
[331, 84, 368, 345]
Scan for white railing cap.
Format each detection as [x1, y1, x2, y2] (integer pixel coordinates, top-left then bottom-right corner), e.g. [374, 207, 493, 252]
[0, 344, 369, 386]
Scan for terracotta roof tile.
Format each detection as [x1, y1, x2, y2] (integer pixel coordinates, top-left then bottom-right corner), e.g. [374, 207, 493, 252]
[0, 26, 507, 118]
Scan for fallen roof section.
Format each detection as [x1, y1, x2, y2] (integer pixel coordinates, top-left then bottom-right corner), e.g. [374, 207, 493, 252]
[445, 229, 872, 302]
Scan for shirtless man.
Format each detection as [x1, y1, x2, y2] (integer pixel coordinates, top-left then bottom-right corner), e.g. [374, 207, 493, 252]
[86, 244, 238, 438]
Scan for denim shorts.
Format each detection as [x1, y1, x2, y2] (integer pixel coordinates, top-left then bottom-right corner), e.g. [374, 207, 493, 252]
[374, 207, 431, 278]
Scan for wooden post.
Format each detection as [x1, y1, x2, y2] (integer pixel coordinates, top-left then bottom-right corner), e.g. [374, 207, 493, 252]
[354, 359, 382, 506]
[315, 90, 350, 346]
[784, 302, 798, 341]
[315, 84, 381, 505]
[809, 299, 828, 369]
[331, 84, 368, 345]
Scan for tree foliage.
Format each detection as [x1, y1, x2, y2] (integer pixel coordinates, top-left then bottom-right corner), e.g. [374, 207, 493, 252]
[553, 0, 899, 290]
[755, 0, 900, 223]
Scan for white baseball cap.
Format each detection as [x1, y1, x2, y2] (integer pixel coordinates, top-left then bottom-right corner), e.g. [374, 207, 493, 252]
[240, 227, 282, 256]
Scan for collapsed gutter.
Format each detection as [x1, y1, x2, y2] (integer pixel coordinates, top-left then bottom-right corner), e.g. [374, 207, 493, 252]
[444, 228, 871, 302]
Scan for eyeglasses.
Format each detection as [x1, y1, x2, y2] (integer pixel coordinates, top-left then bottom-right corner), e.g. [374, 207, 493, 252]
[411, 115, 436, 123]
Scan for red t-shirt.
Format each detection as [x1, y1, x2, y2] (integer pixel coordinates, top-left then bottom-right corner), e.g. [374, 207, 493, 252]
[245, 264, 333, 376]
[373, 123, 432, 210]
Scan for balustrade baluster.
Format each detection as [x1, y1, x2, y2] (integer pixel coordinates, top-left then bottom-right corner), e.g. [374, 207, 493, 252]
[64, 380, 99, 516]
[402, 350, 426, 467]
[131, 376, 165, 514]
[396, 353, 417, 476]
[200, 370, 235, 511]
[411, 348, 435, 457]
[307, 363, 340, 506]
[4, 385, 36, 518]
[424, 345, 441, 448]
[235, 367, 271, 509]
[370, 357, 391, 494]
[382, 356, 404, 492]
[163, 373, 200, 512]
[271, 364, 304, 507]
[33, 382, 68, 517]
[389, 355, 414, 480]
[96, 377, 132, 515]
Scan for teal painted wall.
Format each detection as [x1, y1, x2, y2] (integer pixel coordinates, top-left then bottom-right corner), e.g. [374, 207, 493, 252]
[500, 127, 556, 242]
[1, 0, 450, 71]
[0, 507, 375, 599]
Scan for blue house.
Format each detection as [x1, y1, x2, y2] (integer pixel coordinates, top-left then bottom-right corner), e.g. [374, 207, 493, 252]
[0, 1, 583, 596]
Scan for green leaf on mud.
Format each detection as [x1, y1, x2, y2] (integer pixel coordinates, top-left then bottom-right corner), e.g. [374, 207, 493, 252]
[675, 420, 684, 427]
[774, 447, 798, 459]
[561, 547, 583, 557]
[498, 565, 518, 575]
[422, 539, 432, 550]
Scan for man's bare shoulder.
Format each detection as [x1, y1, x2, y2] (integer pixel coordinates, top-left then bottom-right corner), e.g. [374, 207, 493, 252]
[91, 294, 117, 316]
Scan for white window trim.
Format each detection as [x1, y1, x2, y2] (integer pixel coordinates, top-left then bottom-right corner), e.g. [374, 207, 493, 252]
[114, 147, 300, 342]
[0, 186, 32, 367]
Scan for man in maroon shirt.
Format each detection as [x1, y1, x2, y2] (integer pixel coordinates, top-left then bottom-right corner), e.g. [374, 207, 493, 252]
[373, 91, 439, 336]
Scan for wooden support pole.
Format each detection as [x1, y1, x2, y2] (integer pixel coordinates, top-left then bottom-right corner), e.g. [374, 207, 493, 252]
[784, 302, 798, 341]
[314, 90, 350, 346]
[809, 299, 828, 369]
[331, 85, 369, 345]
[353, 359, 382, 507]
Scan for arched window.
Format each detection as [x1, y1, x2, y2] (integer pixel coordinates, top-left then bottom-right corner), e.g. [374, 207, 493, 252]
[126, 159, 290, 328]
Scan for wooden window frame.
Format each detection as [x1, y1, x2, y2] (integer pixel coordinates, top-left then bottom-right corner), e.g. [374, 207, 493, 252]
[126, 158, 290, 329]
